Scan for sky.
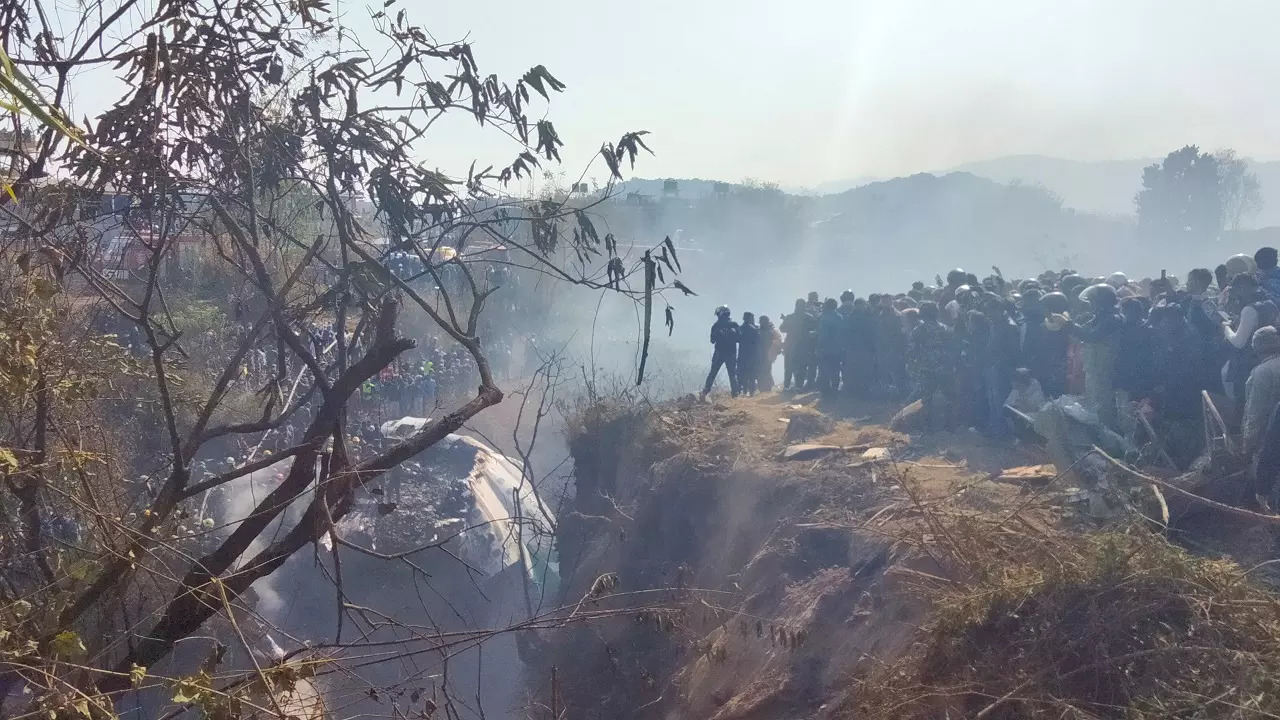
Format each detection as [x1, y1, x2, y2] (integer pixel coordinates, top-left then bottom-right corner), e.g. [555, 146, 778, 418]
[59, 0, 1280, 188]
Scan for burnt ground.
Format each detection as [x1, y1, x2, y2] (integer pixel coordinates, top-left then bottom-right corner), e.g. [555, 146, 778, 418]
[526, 391, 1065, 720]
[526, 389, 1280, 720]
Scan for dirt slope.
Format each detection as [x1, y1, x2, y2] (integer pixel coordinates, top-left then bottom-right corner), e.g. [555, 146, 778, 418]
[527, 391, 1280, 720]
[532, 393, 1057, 719]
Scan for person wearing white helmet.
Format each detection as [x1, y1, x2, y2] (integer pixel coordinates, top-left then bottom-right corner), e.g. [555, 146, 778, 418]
[1225, 253, 1257, 279]
[701, 305, 740, 400]
[1105, 272, 1128, 289]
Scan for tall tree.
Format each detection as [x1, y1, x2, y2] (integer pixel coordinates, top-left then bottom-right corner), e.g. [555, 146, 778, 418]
[1135, 145, 1223, 242]
[0, 0, 685, 717]
[1215, 148, 1265, 231]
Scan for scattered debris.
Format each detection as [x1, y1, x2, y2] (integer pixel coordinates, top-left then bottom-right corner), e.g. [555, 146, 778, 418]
[888, 399, 924, 432]
[781, 442, 873, 461]
[861, 447, 890, 461]
[996, 464, 1058, 485]
[783, 409, 837, 442]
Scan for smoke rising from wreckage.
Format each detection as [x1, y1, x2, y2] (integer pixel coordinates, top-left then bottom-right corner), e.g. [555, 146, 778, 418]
[0, 0, 687, 716]
[4, 0, 1280, 718]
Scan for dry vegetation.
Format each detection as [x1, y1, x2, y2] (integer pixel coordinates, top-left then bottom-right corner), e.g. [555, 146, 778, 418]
[853, 511, 1280, 719]
[555, 390, 1280, 720]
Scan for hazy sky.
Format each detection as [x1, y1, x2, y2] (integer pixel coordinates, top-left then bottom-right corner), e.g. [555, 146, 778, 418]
[63, 0, 1280, 187]
[391, 0, 1280, 187]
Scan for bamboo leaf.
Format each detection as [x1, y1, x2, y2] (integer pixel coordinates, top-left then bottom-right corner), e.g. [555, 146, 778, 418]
[0, 446, 17, 471]
[0, 46, 92, 151]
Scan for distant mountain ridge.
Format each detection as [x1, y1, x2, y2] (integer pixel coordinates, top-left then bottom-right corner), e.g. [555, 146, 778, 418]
[943, 155, 1153, 219]
[627, 154, 1280, 228]
[614, 169, 1267, 287]
[943, 154, 1280, 228]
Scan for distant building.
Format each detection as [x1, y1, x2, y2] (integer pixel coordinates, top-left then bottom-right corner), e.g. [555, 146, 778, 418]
[0, 128, 32, 182]
[97, 218, 205, 281]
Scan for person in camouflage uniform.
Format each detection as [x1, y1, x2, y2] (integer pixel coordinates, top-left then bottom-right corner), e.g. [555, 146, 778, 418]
[803, 291, 822, 387]
[907, 301, 958, 431]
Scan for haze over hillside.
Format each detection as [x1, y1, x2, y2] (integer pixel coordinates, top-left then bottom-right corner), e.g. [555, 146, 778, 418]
[785, 155, 1280, 228]
[630, 153, 1280, 229]
[945, 156, 1153, 219]
[617, 172, 1147, 302]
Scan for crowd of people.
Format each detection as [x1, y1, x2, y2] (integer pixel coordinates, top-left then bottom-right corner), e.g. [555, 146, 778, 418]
[701, 247, 1280, 511]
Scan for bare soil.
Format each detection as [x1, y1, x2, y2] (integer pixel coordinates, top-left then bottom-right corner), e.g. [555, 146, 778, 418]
[532, 390, 1280, 720]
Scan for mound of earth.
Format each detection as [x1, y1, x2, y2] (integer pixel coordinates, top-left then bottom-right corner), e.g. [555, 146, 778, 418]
[530, 393, 1280, 719]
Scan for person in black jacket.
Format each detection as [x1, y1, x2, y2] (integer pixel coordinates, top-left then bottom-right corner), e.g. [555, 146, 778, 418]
[738, 312, 761, 396]
[702, 305, 740, 400]
[1115, 296, 1156, 400]
[780, 298, 813, 390]
[1024, 290, 1070, 398]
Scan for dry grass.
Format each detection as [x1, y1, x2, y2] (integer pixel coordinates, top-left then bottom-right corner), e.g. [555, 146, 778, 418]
[853, 502, 1280, 719]
[566, 392, 1280, 719]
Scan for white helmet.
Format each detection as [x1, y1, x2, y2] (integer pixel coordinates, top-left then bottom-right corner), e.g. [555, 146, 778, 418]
[714, 305, 731, 317]
[1105, 272, 1129, 289]
[1226, 253, 1257, 277]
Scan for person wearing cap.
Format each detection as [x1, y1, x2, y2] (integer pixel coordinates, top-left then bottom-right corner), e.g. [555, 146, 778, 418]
[1242, 326, 1280, 457]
